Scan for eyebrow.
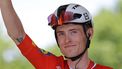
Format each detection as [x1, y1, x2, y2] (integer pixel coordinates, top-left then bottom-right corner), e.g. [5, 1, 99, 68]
[69, 28, 78, 31]
[56, 31, 64, 34]
[56, 28, 79, 33]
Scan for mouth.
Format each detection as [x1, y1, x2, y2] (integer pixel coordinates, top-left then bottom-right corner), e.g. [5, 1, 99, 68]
[64, 45, 76, 48]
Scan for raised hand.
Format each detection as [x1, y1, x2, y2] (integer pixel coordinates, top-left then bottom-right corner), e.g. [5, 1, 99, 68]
[0, 0, 26, 45]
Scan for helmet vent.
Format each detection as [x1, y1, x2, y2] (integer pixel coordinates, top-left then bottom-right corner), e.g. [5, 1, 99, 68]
[73, 13, 82, 19]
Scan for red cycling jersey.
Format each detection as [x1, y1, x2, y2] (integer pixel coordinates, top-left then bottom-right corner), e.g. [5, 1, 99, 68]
[17, 34, 112, 69]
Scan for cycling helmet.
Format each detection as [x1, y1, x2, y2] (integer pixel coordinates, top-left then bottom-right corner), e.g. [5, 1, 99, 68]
[48, 3, 93, 29]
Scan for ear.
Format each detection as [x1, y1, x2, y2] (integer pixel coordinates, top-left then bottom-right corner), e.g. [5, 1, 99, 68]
[86, 28, 94, 40]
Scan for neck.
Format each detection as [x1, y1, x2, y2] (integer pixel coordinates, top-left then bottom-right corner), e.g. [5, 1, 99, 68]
[67, 51, 90, 69]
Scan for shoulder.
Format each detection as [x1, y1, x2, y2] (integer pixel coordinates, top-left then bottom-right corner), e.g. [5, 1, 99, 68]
[95, 64, 113, 69]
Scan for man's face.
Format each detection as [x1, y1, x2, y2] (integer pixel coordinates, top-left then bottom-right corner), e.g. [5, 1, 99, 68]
[56, 23, 89, 57]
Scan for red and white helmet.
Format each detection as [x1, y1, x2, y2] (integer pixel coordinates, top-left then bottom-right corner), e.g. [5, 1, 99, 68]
[48, 3, 93, 29]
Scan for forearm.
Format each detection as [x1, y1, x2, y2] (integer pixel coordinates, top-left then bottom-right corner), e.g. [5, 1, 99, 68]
[0, 0, 25, 44]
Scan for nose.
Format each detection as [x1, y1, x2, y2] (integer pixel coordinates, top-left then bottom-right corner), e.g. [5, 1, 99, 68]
[65, 34, 71, 43]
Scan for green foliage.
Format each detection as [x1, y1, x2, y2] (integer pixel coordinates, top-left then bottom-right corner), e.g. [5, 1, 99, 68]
[117, 0, 122, 12]
[0, 57, 34, 69]
[0, 36, 34, 69]
[89, 9, 122, 69]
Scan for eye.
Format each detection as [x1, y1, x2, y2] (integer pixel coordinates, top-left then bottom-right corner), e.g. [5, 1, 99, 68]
[70, 30, 79, 35]
[72, 30, 78, 33]
[72, 29, 78, 33]
[57, 32, 65, 37]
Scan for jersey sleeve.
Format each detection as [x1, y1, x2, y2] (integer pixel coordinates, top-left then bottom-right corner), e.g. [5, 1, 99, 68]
[17, 34, 59, 69]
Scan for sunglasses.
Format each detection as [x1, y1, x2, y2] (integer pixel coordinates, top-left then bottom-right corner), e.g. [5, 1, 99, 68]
[48, 11, 82, 27]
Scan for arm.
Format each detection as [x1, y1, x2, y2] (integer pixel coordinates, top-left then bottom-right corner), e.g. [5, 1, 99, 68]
[0, 0, 25, 45]
[0, 1, 59, 69]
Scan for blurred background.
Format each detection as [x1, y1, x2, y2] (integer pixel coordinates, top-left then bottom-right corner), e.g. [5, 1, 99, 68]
[0, 0, 122, 69]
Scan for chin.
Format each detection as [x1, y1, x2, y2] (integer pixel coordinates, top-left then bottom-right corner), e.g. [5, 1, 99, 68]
[61, 49, 78, 57]
[64, 53, 77, 58]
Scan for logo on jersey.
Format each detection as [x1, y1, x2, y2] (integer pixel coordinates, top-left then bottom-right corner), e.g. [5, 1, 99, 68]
[39, 49, 52, 56]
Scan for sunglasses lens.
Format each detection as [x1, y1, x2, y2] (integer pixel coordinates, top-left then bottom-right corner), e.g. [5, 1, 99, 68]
[48, 11, 74, 27]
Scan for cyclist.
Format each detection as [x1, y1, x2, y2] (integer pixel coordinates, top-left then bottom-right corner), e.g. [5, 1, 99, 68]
[0, 0, 112, 69]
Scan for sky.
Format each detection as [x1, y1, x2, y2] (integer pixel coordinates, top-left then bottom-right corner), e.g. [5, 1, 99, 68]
[0, 0, 118, 49]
